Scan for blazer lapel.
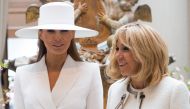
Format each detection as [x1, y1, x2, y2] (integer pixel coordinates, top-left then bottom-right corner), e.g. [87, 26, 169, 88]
[31, 57, 56, 109]
[51, 55, 80, 107]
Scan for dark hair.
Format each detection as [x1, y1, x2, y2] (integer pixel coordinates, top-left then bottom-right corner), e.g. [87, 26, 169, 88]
[36, 39, 82, 62]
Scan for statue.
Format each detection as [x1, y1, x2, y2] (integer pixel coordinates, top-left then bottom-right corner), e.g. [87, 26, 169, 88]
[74, 0, 111, 51]
[98, 0, 152, 48]
[26, 0, 87, 23]
[26, 4, 39, 24]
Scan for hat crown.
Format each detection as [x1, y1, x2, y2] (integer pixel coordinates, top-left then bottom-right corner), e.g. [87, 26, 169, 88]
[38, 2, 74, 25]
[15, 2, 98, 38]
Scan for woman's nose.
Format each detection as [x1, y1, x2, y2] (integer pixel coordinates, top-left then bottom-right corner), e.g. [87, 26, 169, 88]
[116, 50, 123, 58]
[54, 31, 62, 39]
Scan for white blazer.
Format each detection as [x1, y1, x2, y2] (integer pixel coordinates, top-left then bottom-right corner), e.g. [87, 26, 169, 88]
[107, 76, 190, 109]
[14, 55, 103, 109]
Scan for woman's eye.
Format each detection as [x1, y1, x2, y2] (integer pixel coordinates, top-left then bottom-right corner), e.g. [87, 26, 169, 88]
[47, 30, 55, 33]
[116, 47, 119, 51]
[123, 47, 129, 51]
[60, 30, 68, 33]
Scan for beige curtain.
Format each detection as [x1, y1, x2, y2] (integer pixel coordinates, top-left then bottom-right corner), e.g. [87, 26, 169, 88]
[0, 0, 8, 108]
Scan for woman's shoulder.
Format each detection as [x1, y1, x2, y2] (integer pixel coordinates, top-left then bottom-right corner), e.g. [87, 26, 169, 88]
[75, 61, 100, 74]
[156, 76, 189, 92]
[160, 76, 186, 86]
[16, 62, 35, 71]
[16, 60, 42, 75]
[75, 61, 102, 80]
[159, 77, 190, 108]
[109, 78, 129, 90]
[107, 78, 129, 101]
[76, 61, 99, 69]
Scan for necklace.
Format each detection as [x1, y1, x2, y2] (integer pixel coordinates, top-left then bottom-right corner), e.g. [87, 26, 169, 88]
[127, 83, 138, 98]
[127, 83, 145, 109]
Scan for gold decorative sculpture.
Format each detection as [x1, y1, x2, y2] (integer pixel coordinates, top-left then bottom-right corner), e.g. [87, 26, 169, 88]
[74, 0, 111, 51]
[134, 4, 152, 22]
[26, 4, 39, 23]
[98, 0, 152, 48]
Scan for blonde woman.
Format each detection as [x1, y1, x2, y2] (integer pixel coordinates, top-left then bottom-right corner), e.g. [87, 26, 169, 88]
[106, 22, 190, 109]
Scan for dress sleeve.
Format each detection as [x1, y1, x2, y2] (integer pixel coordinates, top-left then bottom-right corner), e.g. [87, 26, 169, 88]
[14, 68, 25, 109]
[170, 81, 190, 109]
[86, 64, 103, 109]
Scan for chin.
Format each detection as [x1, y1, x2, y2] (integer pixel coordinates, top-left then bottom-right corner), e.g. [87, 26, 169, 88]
[50, 50, 67, 55]
[121, 71, 129, 77]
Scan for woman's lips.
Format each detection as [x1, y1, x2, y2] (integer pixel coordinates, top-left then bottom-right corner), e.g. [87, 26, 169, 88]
[52, 44, 64, 47]
[119, 63, 127, 67]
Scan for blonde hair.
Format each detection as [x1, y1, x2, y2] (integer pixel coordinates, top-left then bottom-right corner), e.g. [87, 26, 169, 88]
[106, 22, 169, 86]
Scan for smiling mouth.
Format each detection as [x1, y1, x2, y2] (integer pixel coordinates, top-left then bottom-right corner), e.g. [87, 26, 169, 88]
[119, 63, 127, 67]
[52, 44, 64, 47]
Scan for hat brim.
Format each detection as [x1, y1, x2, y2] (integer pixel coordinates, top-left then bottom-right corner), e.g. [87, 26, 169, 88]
[15, 24, 99, 38]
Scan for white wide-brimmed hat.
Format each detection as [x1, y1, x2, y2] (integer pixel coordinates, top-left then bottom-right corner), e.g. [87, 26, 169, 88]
[15, 2, 99, 38]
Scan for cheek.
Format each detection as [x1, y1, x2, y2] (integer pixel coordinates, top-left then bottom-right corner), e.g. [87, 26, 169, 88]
[69, 32, 74, 39]
[64, 34, 74, 43]
[131, 61, 140, 74]
[64, 36, 73, 44]
[39, 32, 49, 42]
[40, 36, 50, 46]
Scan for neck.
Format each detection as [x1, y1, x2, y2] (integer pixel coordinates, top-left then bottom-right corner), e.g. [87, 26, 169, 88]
[45, 53, 67, 73]
[130, 78, 146, 89]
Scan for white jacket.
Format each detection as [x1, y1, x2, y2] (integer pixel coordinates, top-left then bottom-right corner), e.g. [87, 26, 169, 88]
[14, 55, 103, 109]
[107, 76, 190, 109]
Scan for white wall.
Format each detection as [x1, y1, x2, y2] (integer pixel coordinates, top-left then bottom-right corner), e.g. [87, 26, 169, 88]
[136, 0, 190, 74]
[7, 38, 38, 77]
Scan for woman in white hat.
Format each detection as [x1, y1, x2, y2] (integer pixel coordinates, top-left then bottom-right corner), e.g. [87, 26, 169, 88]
[14, 2, 103, 109]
